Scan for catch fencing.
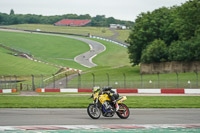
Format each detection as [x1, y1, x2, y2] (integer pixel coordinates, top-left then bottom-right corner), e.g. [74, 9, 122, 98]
[67, 72, 200, 89]
[0, 72, 199, 91]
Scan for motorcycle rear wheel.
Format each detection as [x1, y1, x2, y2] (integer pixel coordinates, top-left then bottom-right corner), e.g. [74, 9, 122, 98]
[87, 104, 101, 119]
[116, 103, 130, 119]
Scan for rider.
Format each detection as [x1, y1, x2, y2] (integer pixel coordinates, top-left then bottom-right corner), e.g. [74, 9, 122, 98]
[101, 87, 119, 111]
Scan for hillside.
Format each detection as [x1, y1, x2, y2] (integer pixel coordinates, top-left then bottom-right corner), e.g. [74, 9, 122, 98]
[0, 30, 131, 73]
[0, 47, 58, 75]
[0, 30, 90, 70]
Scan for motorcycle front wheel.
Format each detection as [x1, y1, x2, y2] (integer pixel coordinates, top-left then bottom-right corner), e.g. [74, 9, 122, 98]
[116, 103, 130, 119]
[87, 104, 101, 119]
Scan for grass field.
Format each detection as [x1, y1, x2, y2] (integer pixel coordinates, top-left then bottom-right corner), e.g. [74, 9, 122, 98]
[0, 96, 199, 108]
[0, 30, 89, 70]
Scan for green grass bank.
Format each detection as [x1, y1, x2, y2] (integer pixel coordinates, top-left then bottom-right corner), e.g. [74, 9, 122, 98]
[0, 96, 199, 108]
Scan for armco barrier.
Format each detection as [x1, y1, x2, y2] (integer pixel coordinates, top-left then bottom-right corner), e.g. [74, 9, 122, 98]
[0, 89, 17, 93]
[36, 88, 200, 94]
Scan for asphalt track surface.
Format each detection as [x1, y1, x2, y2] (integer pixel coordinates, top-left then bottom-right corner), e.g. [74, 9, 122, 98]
[0, 108, 200, 126]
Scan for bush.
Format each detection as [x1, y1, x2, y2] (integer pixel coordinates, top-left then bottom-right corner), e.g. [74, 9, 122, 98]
[141, 39, 168, 63]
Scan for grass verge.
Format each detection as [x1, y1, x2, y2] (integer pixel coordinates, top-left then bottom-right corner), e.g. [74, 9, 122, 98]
[0, 92, 20, 95]
[0, 96, 199, 108]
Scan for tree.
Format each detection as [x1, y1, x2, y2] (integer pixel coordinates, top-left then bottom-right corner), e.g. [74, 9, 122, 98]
[168, 41, 188, 61]
[168, 35, 200, 61]
[127, 7, 177, 65]
[10, 9, 15, 15]
[174, 0, 200, 40]
[141, 39, 168, 63]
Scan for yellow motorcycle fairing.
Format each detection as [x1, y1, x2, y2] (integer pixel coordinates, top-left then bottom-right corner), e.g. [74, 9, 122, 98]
[92, 91, 99, 100]
[117, 96, 127, 103]
[99, 94, 111, 104]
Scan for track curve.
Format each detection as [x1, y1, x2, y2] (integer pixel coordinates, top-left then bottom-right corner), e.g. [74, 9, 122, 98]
[66, 36, 106, 68]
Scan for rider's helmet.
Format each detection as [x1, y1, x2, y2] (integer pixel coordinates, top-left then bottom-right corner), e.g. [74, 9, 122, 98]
[102, 86, 112, 91]
[93, 86, 100, 93]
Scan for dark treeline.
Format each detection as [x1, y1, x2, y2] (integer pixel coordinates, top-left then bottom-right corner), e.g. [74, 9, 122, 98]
[0, 9, 133, 27]
[127, 0, 200, 65]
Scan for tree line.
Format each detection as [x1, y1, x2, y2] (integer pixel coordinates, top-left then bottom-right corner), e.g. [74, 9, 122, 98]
[127, 0, 200, 66]
[0, 10, 133, 27]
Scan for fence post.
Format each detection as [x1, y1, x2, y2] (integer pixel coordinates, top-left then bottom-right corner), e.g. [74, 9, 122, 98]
[32, 75, 35, 91]
[157, 72, 160, 88]
[4, 76, 6, 89]
[9, 75, 12, 89]
[106, 73, 110, 86]
[195, 72, 198, 88]
[92, 73, 95, 87]
[52, 74, 55, 89]
[195, 65, 199, 88]
[140, 74, 143, 88]
[78, 73, 81, 89]
[40, 74, 44, 88]
[14, 75, 17, 90]
[20, 83, 22, 90]
[65, 73, 68, 88]
[0, 76, 1, 89]
[123, 73, 126, 89]
[176, 72, 179, 88]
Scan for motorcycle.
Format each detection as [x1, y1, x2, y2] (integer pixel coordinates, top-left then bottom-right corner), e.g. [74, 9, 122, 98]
[87, 87, 130, 119]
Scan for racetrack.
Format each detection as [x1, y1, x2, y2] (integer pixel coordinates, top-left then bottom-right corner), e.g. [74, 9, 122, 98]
[0, 108, 199, 126]
[0, 28, 106, 68]
[69, 36, 106, 68]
